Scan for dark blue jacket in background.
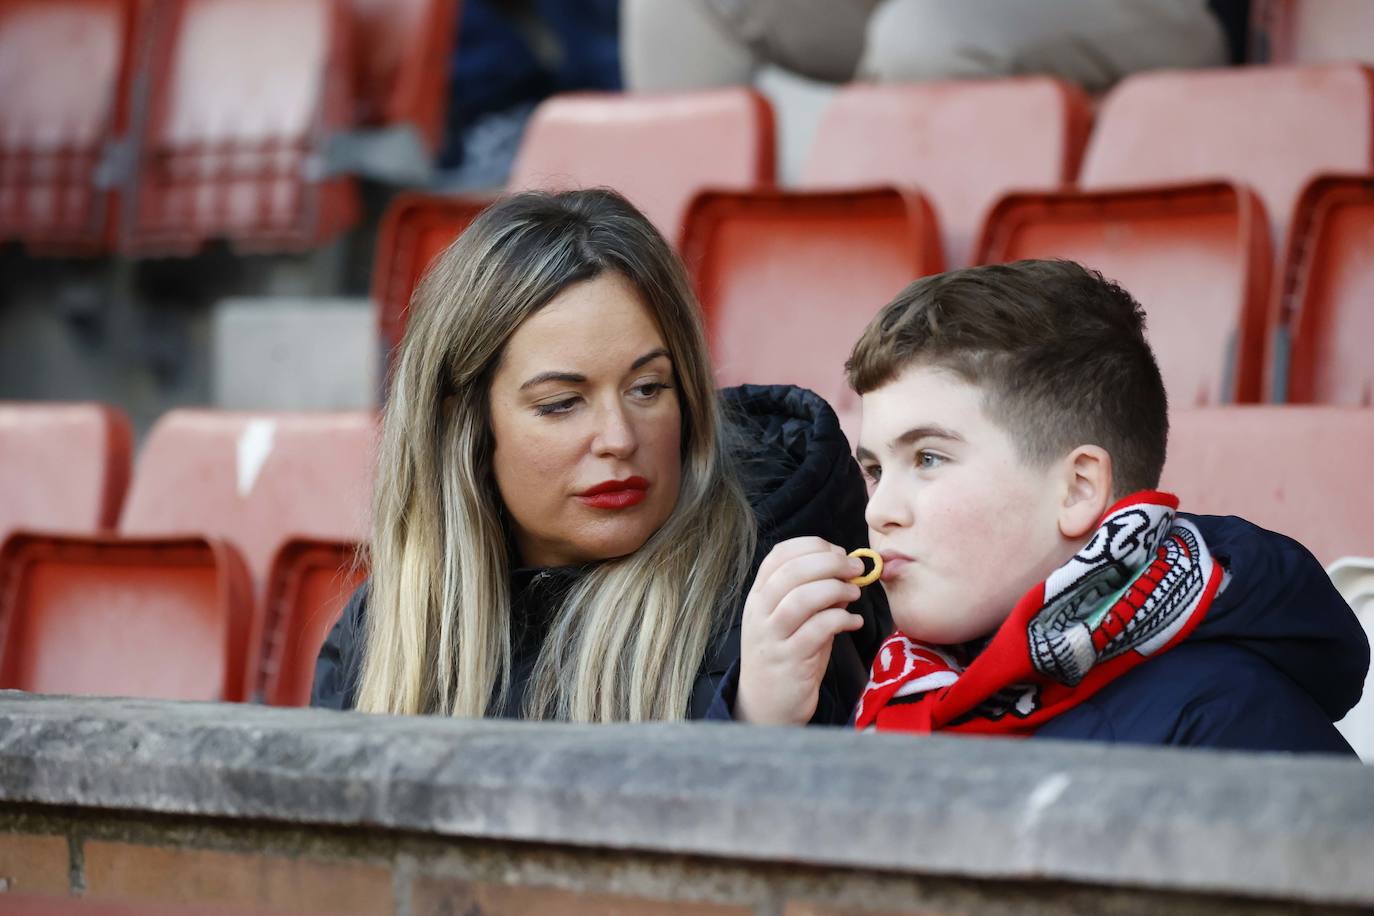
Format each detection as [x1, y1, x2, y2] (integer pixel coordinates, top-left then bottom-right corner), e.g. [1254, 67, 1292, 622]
[712, 513, 1368, 756]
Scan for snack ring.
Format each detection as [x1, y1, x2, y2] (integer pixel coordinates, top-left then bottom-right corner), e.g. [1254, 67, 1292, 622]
[847, 548, 883, 587]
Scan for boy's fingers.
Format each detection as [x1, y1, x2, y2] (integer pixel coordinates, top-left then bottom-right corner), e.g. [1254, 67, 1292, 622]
[762, 551, 865, 614]
[770, 579, 862, 637]
[790, 608, 866, 657]
[755, 536, 840, 585]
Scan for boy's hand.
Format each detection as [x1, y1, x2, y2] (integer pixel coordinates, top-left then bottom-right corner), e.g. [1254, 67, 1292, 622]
[736, 537, 867, 725]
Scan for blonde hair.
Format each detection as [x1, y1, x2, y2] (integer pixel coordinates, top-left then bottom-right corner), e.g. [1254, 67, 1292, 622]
[356, 189, 756, 721]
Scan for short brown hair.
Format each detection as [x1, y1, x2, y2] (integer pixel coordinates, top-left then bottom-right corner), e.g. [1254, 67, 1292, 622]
[846, 259, 1168, 497]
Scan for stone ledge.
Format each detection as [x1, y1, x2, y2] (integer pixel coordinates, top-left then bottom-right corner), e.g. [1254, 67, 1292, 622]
[0, 692, 1370, 906]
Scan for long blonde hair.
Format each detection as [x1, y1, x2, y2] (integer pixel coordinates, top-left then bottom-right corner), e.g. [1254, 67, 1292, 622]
[356, 189, 756, 721]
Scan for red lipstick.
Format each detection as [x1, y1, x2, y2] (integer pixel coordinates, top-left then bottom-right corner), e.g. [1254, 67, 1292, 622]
[577, 477, 650, 509]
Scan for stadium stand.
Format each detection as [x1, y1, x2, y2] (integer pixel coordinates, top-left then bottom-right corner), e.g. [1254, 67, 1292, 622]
[1277, 174, 1374, 405]
[800, 78, 1092, 270]
[1161, 407, 1374, 567]
[682, 187, 939, 438]
[0, 402, 132, 541]
[0, 533, 255, 700]
[976, 182, 1272, 406]
[122, 0, 358, 254]
[0, 0, 140, 254]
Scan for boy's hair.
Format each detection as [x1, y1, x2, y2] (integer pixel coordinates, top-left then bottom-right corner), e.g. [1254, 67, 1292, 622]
[846, 259, 1168, 498]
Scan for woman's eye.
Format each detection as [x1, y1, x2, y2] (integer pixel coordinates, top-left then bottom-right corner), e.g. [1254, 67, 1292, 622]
[534, 397, 579, 417]
[916, 450, 946, 469]
[630, 381, 670, 400]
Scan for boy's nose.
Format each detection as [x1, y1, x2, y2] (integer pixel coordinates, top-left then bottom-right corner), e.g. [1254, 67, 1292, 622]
[865, 478, 910, 532]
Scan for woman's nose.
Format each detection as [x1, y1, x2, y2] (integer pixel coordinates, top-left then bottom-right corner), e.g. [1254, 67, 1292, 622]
[592, 402, 638, 458]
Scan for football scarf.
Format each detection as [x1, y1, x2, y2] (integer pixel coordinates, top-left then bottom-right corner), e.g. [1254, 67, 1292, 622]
[855, 491, 1224, 734]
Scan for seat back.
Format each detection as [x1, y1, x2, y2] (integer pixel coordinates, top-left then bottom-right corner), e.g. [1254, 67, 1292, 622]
[118, 410, 377, 600]
[126, 0, 357, 254]
[1080, 64, 1374, 250]
[1263, 0, 1374, 65]
[0, 402, 132, 540]
[683, 188, 941, 437]
[1280, 175, 1374, 404]
[801, 78, 1091, 269]
[510, 88, 775, 245]
[345, 0, 460, 151]
[0, 0, 138, 253]
[977, 183, 1272, 405]
[0, 534, 254, 700]
[260, 538, 365, 706]
[1160, 407, 1374, 566]
[372, 192, 491, 356]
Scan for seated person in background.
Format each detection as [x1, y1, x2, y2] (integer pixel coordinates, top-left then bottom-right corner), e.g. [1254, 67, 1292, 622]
[730, 259, 1367, 753]
[313, 188, 886, 723]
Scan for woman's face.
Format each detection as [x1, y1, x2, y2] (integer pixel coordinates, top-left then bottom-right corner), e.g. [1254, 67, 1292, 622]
[488, 271, 683, 567]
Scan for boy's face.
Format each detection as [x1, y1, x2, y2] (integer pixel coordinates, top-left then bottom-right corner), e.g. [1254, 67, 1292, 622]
[857, 365, 1074, 645]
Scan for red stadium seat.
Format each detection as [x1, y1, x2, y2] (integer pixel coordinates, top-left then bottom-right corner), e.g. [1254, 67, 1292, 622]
[1161, 407, 1374, 566]
[345, 0, 461, 153]
[1080, 64, 1374, 251]
[1279, 175, 1374, 405]
[373, 192, 490, 357]
[510, 88, 776, 245]
[260, 538, 365, 706]
[123, 0, 357, 254]
[976, 182, 1272, 405]
[1259, 0, 1374, 65]
[117, 410, 377, 601]
[0, 0, 140, 254]
[0, 534, 255, 701]
[800, 78, 1092, 269]
[0, 402, 132, 540]
[682, 188, 941, 437]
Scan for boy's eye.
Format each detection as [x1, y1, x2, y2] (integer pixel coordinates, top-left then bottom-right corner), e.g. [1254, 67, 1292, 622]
[916, 450, 946, 469]
[534, 397, 579, 417]
[861, 464, 882, 483]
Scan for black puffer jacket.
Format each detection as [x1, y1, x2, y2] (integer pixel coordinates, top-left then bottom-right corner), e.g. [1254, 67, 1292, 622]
[311, 384, 890, 723]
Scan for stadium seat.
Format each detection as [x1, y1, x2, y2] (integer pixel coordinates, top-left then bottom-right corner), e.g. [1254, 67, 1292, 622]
[117, 410, 377, 601]
[682, 188, 941, 437]
[0, 534, 255, 701]
[1277, 175, 1374, 404]
[976, 182, 1272, 405]
[0, 0, 140, 254]
[259, 538, 365, 706]
[1079, 63, 1374, 251]
[800, 78, 1092, 269]
[345, 0, 461, 153]
[1160, 407, 1374, 567]
[0, 402, 132, 541]
[1259, 0, 1374, 65]
[373, 192, 490, 357]
[123, 0, 357, 254]
[509, 88, 776, 245]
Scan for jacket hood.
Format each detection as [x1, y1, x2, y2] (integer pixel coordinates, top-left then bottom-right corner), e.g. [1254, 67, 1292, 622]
[1186, 513, 1369, 722]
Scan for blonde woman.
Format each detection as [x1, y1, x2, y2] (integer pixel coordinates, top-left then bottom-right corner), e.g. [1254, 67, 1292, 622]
[312, 189, 888, 723]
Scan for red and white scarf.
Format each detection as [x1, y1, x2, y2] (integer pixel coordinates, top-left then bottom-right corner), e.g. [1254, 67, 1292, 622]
[855, 491, 1224, 735]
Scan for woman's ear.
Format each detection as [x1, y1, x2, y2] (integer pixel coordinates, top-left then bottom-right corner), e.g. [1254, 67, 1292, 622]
[1058, 445, 1113, 539]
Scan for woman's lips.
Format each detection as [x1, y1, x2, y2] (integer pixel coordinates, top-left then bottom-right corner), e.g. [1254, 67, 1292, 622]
[577, 477, 649, 509]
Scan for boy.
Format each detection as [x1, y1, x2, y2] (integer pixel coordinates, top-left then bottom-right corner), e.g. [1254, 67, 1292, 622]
[728, 260, 1367, 752]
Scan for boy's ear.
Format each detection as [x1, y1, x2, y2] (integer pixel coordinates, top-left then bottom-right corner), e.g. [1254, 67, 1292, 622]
[1058, 445, 1113, 539]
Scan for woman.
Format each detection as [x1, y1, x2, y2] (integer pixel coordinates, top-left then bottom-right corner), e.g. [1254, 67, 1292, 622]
[312, 188, 887, 722]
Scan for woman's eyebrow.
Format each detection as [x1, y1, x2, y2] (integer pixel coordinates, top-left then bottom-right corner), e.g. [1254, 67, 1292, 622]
[630, 348, 671, 371]
[520, 370, 586, 390]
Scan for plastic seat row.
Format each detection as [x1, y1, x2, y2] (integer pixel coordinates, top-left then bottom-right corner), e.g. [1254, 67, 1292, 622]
[375, 64, 1374, 425]
[0, 0, 458, 256]
[0, 403, 374, 705]
[2, 400, 1372, 706]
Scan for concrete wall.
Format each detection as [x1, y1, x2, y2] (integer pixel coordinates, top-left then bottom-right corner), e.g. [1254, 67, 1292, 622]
[1, 693, 1371, 915]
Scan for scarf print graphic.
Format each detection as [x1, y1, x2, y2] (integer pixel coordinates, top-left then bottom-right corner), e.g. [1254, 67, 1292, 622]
[854, 491, 1224, 735]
